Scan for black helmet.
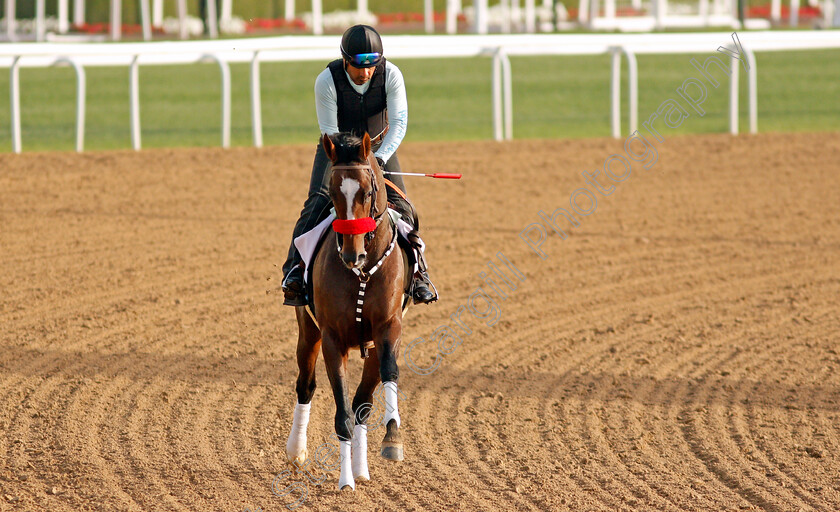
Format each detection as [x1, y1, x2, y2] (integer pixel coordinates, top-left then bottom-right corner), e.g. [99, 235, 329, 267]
[340, 25, 383, 68]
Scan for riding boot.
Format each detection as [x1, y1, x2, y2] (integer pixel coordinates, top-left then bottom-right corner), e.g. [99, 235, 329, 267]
[281, 262, 307, 307]
[406, 230, 438, 304]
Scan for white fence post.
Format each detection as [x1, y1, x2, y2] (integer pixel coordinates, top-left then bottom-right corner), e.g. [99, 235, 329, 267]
[604, 0, 615, 21]
[130, 56, 141, 150]
[153, 0, 163, 27]
[425, 0, 434, 33]
[206, 0, 219, 38]
[202, 54, 231, 148]
[5, 0, 17, 42]
[56, 58, 86, 152]
[492, 51, 502, 141]
[729, 53, 739, 135]
[511, 0, 521, 30]
[491, 49, 513, 141]
[10, 56, 21, 153]
[699, 0, 709, 24]
[525, 0, 536, 32]
[579, 0, 589, 24]
[475, 0, 489, 33]
[610, 48, 620, 138]
[746, 48, 757, 134]
[177, 0, 188, 40]
[624, 48, 638, 135]
[58, 0, 70, 33]
[251, 52, 263, 148]
[74, 0, 86, 25]
[312, 0, 323, 35]
[770, 0, 781, 23]
[285, 0, 296, 20]
[140, 0, 152, 41]
[221, 0, 233, 28]
[652, 0, 666, 30]
[446, 0, 458, 33]
[73, 61, 86, 152]
[36, 0, 47, 42]
[502, 52, 512, 140]
[111, 0, 122, 41]
[791, 0, 800, 26]
[825, 0, 836, 26]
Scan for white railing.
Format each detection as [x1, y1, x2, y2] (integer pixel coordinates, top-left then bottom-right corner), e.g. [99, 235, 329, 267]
[3, 31, 840, 153]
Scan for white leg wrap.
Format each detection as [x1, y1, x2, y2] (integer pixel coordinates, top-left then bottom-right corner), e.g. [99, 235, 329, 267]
[382, 381, 401, 429]
[337, 439, 355, 490]
[285, 402, 310, 464]
[351, 424, 370, 481]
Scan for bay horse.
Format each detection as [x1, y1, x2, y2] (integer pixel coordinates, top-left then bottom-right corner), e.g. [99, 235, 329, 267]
[285, 132, 407, 491]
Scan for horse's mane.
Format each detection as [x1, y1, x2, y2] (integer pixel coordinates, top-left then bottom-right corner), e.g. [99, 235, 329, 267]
[330, 132, 366, 164]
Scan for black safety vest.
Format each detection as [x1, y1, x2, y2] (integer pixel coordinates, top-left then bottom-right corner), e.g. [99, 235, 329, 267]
[327, 58, 388, 139]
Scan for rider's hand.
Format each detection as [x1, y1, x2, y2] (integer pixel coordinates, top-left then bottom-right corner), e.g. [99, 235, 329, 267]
[376, 156, 386, 170]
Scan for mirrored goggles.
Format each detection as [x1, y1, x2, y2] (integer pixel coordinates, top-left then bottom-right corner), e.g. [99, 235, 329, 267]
[348, 52, 381, 67]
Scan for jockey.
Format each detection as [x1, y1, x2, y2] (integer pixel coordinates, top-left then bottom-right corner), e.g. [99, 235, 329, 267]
[281, 24, 438, 307]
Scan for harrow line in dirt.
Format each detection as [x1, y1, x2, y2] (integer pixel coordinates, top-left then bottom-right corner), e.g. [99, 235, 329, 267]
[675, 316, 816, 511]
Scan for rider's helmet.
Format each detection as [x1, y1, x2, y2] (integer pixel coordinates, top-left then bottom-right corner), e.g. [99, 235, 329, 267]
[340, 25, 384, 68]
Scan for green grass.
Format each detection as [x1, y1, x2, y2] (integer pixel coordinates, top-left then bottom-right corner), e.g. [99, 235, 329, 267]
[1, 49, 838, 152]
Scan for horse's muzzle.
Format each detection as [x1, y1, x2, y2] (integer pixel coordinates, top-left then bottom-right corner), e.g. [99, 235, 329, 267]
[342, 251, 366, 269]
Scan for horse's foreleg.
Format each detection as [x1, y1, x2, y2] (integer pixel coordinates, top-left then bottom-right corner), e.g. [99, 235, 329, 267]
[350, 351, 382, 481]
[286, 309, 321, 466]
[375, 320, 404, 461]
[321, 333, 355, 490]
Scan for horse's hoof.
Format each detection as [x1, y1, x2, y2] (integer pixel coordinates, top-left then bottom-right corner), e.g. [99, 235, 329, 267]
[380, 442, 404, 461]
[286, 449, 307, 467]
[381, 419, 404, 461]
[355, 474, 370, 482]
[340, 484, 354, 491]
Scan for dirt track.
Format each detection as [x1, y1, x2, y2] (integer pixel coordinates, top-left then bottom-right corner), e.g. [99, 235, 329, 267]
[1, 133, 839, 511]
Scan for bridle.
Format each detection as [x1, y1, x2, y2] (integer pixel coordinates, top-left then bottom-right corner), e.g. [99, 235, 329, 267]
[330, 163, 387, 249]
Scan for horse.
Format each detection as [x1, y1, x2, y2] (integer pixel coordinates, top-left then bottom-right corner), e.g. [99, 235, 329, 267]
[284, 131, 408, 491]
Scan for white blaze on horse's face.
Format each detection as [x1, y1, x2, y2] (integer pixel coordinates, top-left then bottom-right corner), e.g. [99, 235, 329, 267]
[340, 177, 361, 220]
[336, 174, 368, 270]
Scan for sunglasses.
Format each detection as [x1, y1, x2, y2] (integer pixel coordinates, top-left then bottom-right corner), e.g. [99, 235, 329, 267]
[348, 52, 381, 67]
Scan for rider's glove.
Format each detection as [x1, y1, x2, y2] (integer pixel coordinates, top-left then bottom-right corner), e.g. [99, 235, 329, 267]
[376, 156, 386, 170]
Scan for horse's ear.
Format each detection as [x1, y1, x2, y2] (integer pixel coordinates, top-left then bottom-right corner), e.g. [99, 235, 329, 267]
[359, 133, 371, 161]
[322, 133, 337, 162]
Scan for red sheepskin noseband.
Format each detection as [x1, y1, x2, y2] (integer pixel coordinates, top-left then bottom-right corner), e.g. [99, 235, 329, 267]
[332, 217, 376, 235]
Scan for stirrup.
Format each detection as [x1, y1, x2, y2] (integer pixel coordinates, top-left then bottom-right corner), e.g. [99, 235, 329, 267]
[411, 271, 438, 305]
[282, 266, 307, 307]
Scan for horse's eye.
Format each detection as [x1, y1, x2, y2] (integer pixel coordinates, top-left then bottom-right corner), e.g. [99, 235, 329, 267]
[365, 191, 374, 199]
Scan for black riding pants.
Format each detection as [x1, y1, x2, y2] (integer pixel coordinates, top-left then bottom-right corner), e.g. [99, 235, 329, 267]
[282, 142, 413, 276]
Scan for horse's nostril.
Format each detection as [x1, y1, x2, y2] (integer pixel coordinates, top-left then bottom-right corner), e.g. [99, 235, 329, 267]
[357, 253, 366, 265]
